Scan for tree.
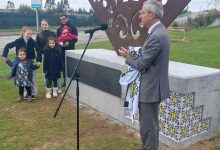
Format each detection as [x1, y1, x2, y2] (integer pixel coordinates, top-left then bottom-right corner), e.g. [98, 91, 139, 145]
[63, 0, 70, 11]
[207, 0, 220, 9]
[6, 1, 15, 9]
[57, 0, 70, 12]
[44, 0, 56, 10]
[56, 1, 65, 13]
[89, 8, 94, 15]
[77, 8, 83, 14]
[67, 8, 75, 15]
[82, 8, 87, 15]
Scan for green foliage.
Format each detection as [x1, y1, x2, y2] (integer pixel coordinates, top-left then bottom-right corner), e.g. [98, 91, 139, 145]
[213, 146, 220, 150]
[187, 10, 220, 28]
[17, 5, 35, 15]
[0, 12, 99, 28]
[6, 1, 15, 9]
[172, 21, 179, 27]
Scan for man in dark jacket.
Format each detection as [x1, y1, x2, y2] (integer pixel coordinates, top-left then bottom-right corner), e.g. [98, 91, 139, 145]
[57, 14, 78, 86]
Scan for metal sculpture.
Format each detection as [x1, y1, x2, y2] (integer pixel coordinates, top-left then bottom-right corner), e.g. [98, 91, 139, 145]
[88, 0, 191, 54]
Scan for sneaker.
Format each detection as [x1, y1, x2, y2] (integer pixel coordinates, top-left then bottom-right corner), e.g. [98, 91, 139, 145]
[31, 95, 37, 100]
[57, 89, 62, 94]
[52, 87, 58, 98]
[46, 92, 51, 99]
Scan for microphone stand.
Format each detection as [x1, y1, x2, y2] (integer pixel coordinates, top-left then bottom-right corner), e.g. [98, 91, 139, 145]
[53, 32, 94, 150]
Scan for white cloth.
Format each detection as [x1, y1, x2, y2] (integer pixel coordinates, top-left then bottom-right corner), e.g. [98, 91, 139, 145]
[119, 46, 141, 123]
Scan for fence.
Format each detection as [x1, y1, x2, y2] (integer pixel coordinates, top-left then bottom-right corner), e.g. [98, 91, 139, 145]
[168, 27, 186, 42]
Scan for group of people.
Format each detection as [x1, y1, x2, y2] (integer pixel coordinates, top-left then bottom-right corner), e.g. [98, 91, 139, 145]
[2, 13, 78, 101]
[2, 0, 170, 149]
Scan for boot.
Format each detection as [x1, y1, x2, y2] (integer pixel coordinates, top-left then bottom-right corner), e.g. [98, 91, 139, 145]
[52, 87, 58, 98]
[57, 88, 62, 94]
[46, 88, 52, 99]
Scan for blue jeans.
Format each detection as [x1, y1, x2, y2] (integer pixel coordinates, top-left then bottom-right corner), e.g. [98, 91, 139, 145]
[46, 78, 58, 88]
[44, 77, 61, 89]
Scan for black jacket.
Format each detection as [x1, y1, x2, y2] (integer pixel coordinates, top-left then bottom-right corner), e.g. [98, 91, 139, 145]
[43, 48, 63, 80]
[57, 21, 78, 50]
[35, 30, 57, 62]
[2, 36, 39, 62]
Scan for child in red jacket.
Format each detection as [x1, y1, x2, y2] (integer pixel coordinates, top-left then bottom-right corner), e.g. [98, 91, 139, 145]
[57, 25, 77, 46]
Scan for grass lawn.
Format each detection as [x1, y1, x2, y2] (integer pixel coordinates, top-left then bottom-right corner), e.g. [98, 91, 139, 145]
[1, 26, 220, 150]
[0, 61, 140, 149]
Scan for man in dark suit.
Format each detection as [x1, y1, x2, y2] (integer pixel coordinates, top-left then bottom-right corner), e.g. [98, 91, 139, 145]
[119, 0, 170, 149]
[57, 14, 78, 86]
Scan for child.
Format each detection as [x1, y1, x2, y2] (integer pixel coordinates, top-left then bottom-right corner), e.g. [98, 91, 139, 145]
[6, 48, 40, 102]
[57, 25, 77, 46]
[2, 26, 40, 99]
[43, 37, 62, 99]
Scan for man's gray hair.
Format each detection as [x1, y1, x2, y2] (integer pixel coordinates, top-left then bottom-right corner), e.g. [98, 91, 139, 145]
[144, 0, 164, 19]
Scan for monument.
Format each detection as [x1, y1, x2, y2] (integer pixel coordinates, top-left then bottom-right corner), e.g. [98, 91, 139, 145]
[66, 0, 220, 149]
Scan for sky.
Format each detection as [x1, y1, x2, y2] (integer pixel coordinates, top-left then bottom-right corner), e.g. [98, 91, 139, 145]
[0, 0, 218, 12]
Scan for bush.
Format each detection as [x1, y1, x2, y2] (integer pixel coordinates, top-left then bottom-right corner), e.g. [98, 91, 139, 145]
[172, 21, 179, 27]
[186, 10, 220, 28]
[194, 14, 207, 27]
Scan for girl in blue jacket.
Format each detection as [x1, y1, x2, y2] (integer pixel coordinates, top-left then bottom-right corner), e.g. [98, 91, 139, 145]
[43, 37, 62, 99]
[6, 48, 40, 102]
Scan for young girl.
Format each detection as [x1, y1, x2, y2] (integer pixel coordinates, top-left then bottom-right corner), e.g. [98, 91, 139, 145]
[43, 37, 62, 99]
[2, 26, 40, 100]
[6, 48, 40, 102]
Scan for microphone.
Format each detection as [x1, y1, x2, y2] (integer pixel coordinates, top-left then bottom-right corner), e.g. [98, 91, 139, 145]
[84, 24, 108, 34]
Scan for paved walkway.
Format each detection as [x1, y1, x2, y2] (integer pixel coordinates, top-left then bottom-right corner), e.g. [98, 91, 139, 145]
[0, 30, 109, 54]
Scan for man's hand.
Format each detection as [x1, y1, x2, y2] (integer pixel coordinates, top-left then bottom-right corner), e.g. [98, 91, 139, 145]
[118, 47, 129, 58]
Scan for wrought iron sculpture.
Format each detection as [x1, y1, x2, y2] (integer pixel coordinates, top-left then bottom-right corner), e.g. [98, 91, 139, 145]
[88, 0, 191, 54]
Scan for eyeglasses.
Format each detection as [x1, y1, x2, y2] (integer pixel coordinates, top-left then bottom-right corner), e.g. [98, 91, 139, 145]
[60, 18, 66, 21]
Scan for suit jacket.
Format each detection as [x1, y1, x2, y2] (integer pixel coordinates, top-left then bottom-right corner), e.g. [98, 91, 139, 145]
[126, 23, 170, 103]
